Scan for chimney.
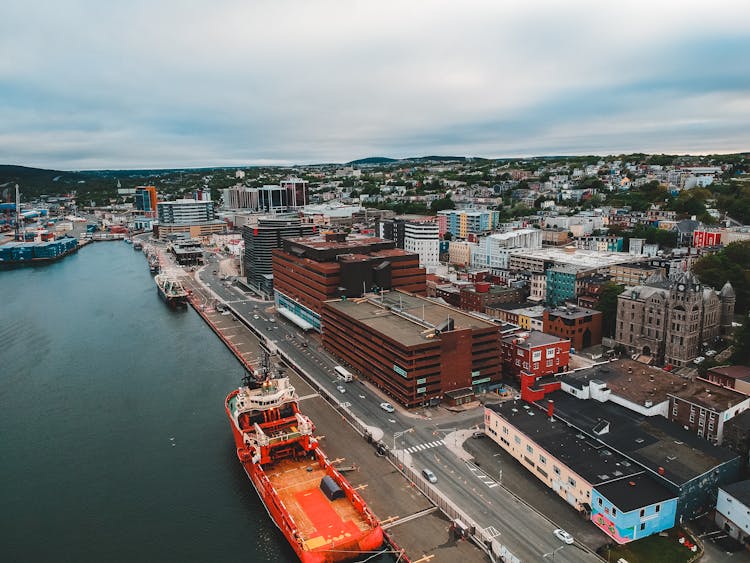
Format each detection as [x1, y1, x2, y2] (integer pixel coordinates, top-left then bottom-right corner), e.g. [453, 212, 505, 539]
[547, 400, 555, 419]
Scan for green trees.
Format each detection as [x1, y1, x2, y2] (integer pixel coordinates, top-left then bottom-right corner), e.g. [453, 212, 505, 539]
[595, 282, 626, 338]
[430, 196, 455, 212]
[692, 241, 750, 314]
[730, 315, 750, 365]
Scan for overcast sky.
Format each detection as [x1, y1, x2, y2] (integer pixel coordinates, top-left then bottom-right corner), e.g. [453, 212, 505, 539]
[2, 0, 749, 169]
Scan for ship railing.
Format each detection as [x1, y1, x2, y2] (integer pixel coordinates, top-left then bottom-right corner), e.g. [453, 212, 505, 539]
[267, 430, 302, 445]
[253, 423, 270, 446]
[294, 413, 313, 435]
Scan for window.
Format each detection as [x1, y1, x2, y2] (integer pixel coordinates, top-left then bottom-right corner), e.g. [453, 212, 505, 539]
[568, 477, 576, 487]
[514, 436, 521, 445]
[533, 362, 539, 370]
[546, 359, 553, 367]
[553, 466, 560, 476]
[612, 508, 617, 517]
[538, 454, 546, 465]
[640, 523, 645, 531]
[640, 509, 645, 517]
[598, 498, 603, 506]
[655, 504, 660, 513]
[526, 444, 534, 454]
[502, 426, 509, 435]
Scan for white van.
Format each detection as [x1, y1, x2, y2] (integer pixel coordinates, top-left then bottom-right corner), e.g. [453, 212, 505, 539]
[334, 365, 353, 382]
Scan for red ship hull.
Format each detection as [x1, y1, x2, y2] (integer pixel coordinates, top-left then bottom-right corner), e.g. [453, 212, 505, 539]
[226, 389, 384, 563]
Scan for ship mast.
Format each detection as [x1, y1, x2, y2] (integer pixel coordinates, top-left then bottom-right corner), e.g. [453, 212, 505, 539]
[14, 184, 21, 241]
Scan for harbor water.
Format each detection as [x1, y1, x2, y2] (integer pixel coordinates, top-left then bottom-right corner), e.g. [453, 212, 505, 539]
[0, 242, 295, 562]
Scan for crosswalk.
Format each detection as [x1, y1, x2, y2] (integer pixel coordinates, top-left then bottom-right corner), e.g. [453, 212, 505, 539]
[404, 440, 445, 454]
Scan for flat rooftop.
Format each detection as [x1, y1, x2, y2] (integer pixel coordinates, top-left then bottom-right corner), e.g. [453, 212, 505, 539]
[720, 479, 750, 507]
[284, 234, 391, 251]
[546, 305, 600, 320]
[511, 247, 646, 269]
[503, 330, 566, 348]
[538, 391, 739, 486]
[595, 473, 677, 513]
[486, 401, 643, 486]
[563, 359, 745, 411]
[708, 365, 750, 382]
[324, 291, 497, 347]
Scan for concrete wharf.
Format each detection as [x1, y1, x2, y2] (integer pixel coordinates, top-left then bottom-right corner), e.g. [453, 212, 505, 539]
[180, 272, 488, 563]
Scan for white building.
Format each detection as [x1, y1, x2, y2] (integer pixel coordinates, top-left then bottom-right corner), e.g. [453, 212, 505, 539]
[471, 229, 542, 272]
[404, 221, 439, 267]
[716, 481, 750, 543]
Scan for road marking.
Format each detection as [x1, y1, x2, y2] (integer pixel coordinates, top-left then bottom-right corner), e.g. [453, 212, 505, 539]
[405, 440, 445, 454]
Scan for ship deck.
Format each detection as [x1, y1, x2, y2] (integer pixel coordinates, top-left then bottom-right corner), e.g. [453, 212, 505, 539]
[267, 458, 371, 551]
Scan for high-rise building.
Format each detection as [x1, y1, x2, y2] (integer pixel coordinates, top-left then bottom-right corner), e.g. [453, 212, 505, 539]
[134, 186, 158, 218]
[437, 209, 500, 238]
[155, 198, 226, 238]
[280, 177, 308, 208]
[223, 185, 288, 212]
[404, 221, 439, 267]
[241, 216, 316, 297]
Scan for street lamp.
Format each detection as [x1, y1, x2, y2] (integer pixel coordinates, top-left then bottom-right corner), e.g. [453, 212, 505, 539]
[393, 428, 414, 466]
[543, 545, 566, 561]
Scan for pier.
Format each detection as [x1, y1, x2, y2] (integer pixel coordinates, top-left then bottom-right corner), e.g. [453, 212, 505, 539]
[180, 270, 488, 563]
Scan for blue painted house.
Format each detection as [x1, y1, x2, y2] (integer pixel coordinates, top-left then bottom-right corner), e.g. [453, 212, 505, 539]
[592, 474, 678, 544]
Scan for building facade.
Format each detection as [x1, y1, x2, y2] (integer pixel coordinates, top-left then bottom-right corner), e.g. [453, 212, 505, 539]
[501, 330, 570, 379]
[271, 233, 426, 331]
[438, 209, 500, 238]
[241, 216, 316, 297]
[614, 272, 735, 367]
[322, 292, 502, 407]
[404, 221, 440, 267]
[716, 481, 750, 543]
[157, 199, 215, 224]
[544, 305, 603, 350]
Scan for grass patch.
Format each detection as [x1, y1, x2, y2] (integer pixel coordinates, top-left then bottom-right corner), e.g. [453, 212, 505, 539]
[603, 528, 699, 563]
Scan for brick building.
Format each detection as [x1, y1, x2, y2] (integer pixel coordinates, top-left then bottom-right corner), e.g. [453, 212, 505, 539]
[272, 232, 425, 332]
[501, 330, 570, 379]
[322, 291, 502, 407]
[704, 366, 750, 396]
[544, 305, 603, 350]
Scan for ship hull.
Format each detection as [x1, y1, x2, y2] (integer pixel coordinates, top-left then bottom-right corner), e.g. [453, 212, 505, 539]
[226, 391, 383, 563]
[157, 286, 186, 307]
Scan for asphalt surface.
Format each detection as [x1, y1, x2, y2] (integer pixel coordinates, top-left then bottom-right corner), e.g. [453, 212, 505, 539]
[168, 247, 606, 562]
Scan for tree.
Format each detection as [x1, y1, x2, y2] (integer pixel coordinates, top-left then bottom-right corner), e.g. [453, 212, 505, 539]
[430, 196, 455, 212]
[595, 282, 626, 338]
[442, 231, 453, 241]
[693, 241, 750, 314]
[731, 315, 750, 365]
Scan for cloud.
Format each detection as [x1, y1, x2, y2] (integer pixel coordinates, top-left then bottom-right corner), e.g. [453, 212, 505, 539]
[0, 0, 748, 168]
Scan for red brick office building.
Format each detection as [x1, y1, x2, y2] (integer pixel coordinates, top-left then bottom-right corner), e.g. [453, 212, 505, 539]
[322, 291, 502, 407]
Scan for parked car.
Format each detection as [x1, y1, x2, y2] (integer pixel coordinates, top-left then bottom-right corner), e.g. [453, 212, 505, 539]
[693, 356, 706, 364]
[336, 385, 346, 394]
[472, 430, 485, 439]
[705, 350, 717, 357]
[379, 402, 395, 413]
[422, 468, 438, 483]
[553, 529, 574, 545]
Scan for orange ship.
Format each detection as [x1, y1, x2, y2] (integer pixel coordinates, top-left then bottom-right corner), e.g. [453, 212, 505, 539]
[225, 375, 384, 563]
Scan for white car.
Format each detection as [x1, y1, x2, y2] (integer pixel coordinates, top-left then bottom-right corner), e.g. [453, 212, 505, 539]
[336, 385, 346, 394]
[553, 528, 574, 545]
[705, 350, 717, 357]
[379, 402, 395, 413]
[253, 315, 259, 320]
[693, 356, 706, 364]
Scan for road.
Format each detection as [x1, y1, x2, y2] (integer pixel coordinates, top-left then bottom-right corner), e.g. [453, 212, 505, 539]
[191, 250, 604, 562]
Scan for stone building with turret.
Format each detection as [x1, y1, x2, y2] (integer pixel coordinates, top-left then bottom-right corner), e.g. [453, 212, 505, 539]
[614, 271, 735, 368]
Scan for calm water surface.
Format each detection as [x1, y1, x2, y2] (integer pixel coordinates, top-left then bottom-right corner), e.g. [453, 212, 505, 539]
[1, 242, 294, 562]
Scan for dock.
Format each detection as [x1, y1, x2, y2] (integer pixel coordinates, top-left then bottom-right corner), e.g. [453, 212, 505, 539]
[180, 272, 489, 563]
